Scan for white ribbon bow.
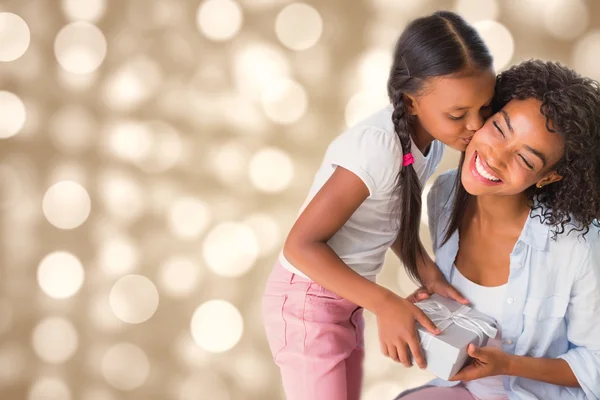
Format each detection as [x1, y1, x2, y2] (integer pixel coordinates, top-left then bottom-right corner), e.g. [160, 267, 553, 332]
[416, 299, 498, 347]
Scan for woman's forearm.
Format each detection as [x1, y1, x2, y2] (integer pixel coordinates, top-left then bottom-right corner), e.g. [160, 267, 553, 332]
[506, 354, 579, 387]
[283, 241, 394, 314]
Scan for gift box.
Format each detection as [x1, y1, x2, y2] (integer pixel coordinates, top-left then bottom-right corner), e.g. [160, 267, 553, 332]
[412, 294, 498, 380]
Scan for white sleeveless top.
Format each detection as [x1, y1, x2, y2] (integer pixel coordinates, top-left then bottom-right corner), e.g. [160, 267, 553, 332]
[450, 266, 510, 400]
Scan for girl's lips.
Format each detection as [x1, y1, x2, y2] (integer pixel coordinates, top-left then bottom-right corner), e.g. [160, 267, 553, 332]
[470, 151, 503, 186]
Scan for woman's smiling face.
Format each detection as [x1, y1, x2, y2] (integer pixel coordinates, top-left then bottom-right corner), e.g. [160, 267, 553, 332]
[461, 98, 565, 196]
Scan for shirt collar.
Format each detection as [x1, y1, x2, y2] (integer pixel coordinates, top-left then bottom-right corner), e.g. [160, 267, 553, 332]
[519, 209, 551, 251]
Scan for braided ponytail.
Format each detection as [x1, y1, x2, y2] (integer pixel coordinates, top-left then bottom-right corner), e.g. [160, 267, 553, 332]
[386, 11, 492, 283]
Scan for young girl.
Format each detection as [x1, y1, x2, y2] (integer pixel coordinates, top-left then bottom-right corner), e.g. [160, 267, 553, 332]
[262, 11, 496, 400]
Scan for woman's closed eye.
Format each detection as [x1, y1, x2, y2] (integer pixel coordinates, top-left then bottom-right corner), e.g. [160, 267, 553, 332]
[493, 120, 504, 137]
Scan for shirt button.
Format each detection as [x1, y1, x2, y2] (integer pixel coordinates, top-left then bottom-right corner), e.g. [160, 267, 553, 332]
[505, 339, 512, 345]
[507, 297, 514, 304]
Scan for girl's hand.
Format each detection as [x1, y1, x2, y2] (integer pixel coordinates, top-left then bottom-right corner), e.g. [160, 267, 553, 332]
[419, 260, 470, 305]
[450, 344, 512, 381]
[374, 293, 440, 369]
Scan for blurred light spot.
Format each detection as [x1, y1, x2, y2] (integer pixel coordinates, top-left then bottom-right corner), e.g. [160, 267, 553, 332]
[233, 351, 270, 392]
[105, 120, 152, 162]
[58, 68, 99, 91]
[138, 121, 183, 173]
[32, 317, 79, 364]
[275, 3, 323, 51]
[48, 162, 88, 187]
[89, 294, 123, 332]
[42, 180, 91, 230]
[191, 299, 243, 353]
[261, 78, 308, 125]
[209, 141, 250, 184]
[49, 105, 96, 153]
[37, 251, 85, 299]
[473, 21, 514, 71]
[454, 0, 499, 22]
[0, 164, 22, 210]
[357, 48, 392, 92]
[0, 300, 12, 335]
[178, 371, 231, 400]
[196, 0, 243, 42]
[365, 23, 404, 49]
[543, 0, 589, 40]
[98, 235, 139, 276]
[345, 91, 389, 127]
[102, 57, 162, 112]
[203, 222, 259, 277]
[174, 333, 210, 367]
[249, 147, 294, 193]
[98, 170, 146, 222]
[168, 197, 210, 239]
[370, 0, 429, 13]
[109, 274, 159, 324]
[239, 0, 289, 9]
[54, 22, 107, 74]
[159, 256, 202, 297]
[0, 342, 27, 384]
[243, 213, 281, 257]
[0, 12, 31, 62]
[61, 0, 107, 22]
[28, 377, 71, 400]
[81, 387, 117, 400]
[293, 44, 331, 85]
[504, 0, 546, 30]
[233, 42, 290, 99]
[0, 91, 26, 139]
[573, 31, 600, 81]
[101, 343, 150, 391]
[364, 382, 406, 400]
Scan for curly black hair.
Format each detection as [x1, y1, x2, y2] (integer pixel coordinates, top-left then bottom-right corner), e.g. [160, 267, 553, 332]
[444, 59, 600, 242]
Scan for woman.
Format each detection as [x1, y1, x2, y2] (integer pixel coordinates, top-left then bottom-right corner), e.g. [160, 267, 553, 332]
[397, 60, 600, 399]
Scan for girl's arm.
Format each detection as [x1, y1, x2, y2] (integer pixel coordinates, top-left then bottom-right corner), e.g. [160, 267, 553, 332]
[284, 166, 439, 368]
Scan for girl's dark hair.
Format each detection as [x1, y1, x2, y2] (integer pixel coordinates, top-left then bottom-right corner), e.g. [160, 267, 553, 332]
[387, 11, 492, 283]
[444, 60, 600, 244]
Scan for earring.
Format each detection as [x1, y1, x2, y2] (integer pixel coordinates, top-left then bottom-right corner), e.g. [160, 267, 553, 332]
[536, 182, 544, 189]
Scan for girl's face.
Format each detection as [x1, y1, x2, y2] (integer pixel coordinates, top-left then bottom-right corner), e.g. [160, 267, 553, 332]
[461, 98, 565, 196]
[408, 68, 496, 151]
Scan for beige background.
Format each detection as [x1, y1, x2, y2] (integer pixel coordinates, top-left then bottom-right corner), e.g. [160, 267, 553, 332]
[0, 0, 599, 399]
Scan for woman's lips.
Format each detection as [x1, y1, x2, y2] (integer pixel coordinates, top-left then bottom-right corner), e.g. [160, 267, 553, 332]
[470, 151, 503, 186]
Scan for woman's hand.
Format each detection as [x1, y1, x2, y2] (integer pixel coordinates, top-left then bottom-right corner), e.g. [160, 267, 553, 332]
[450, 344, 511, 381]
[374, 292, 440, 369]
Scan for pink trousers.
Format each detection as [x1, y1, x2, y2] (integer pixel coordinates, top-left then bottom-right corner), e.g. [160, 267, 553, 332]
[399, 386, 475, 399]
[262, 263, 365, 400]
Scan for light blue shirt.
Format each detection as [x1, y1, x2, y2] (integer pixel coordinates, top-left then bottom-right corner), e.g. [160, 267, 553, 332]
[418, 170, 600, 400]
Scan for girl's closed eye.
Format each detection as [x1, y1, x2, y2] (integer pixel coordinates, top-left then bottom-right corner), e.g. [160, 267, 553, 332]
[449, 113, 466, 121]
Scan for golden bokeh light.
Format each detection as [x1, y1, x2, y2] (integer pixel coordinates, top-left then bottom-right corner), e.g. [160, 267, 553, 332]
[260, 78, 308, 125]
[572, 30, 600, 81]
[275, 3, 323, 51]
[109, 274, 160, 324]
[0, 91, 26, 139]
[202, 222, 259, 277]
[248, 147, 295, 193]
[167, 196, 211, 239]
[101, 343, 150, 391]
[196, 0, 243, 42]
[42, 180, 91, 230]
[473, 20, 515, 71]
[0, 12, 31, 62]
[27, 377, 72, 400]
[190, 300, 244, 353]
[543, 0, 589, 40]
[453, 0, 500, 23]
[54, 22, 107, 74]
[37, 251, 85, 300]
[31, 317, 79, 364]
[158, 256, 202, 297]
[61, 0, 107, 23]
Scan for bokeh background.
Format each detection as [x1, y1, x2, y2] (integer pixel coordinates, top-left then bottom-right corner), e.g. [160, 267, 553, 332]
[0, 0, 598, 399]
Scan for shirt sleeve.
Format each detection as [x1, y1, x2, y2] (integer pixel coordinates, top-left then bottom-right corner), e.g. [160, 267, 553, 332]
[327, 127, 401, 196]
[557, 240, 600, 399]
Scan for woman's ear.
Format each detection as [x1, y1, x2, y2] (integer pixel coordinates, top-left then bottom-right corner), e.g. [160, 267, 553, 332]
[535, 171, 563, 189]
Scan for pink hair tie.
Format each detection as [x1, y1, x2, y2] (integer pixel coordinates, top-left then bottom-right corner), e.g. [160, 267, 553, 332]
[402, 153, 415, 167]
